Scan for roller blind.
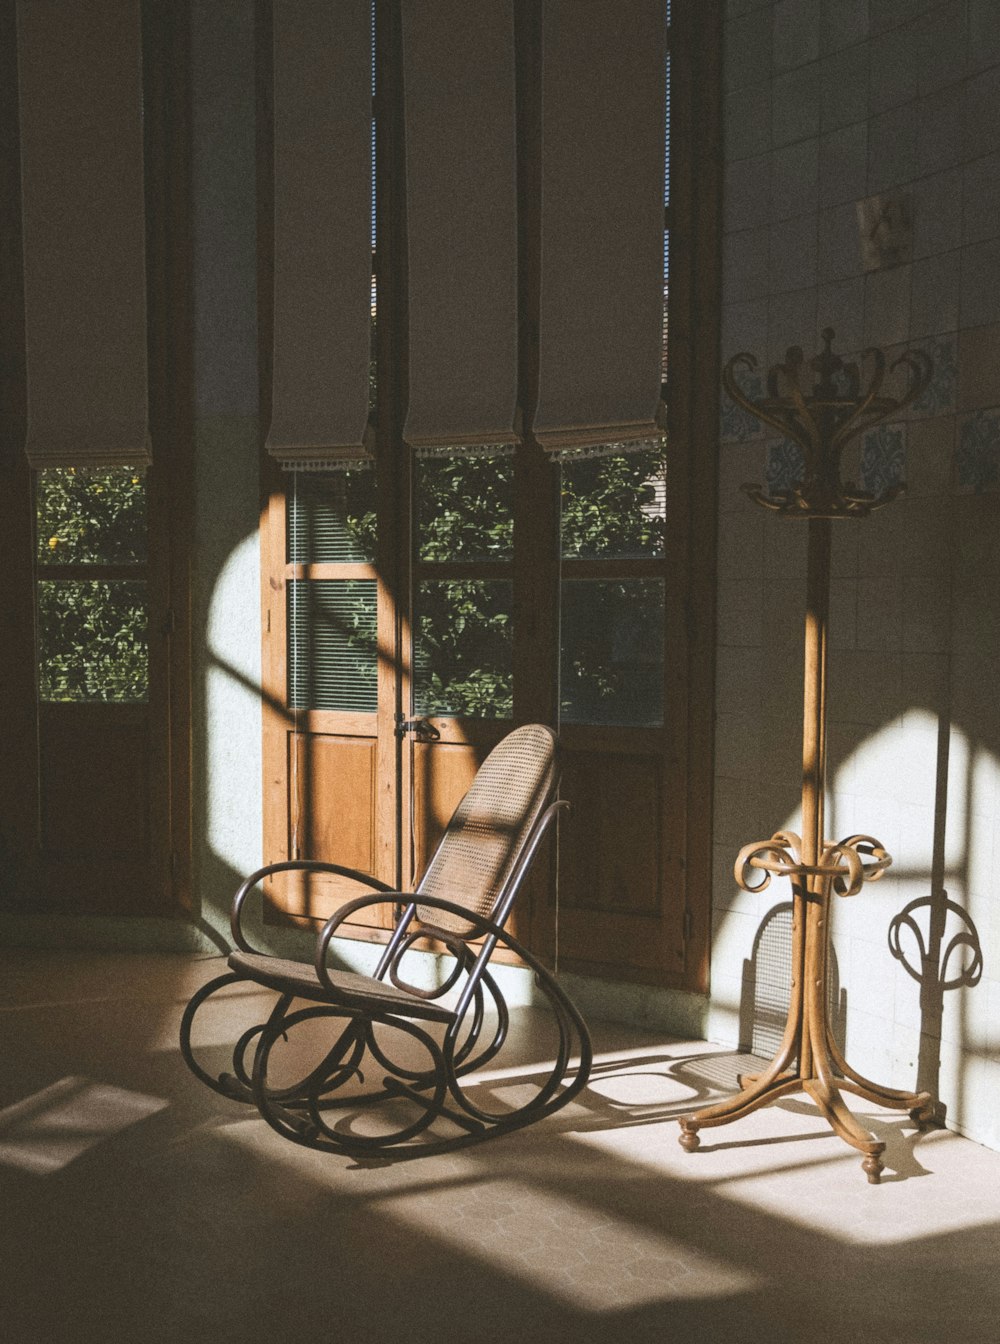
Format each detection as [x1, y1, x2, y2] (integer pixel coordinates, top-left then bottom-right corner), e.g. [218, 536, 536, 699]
[266, 0, 374, 470]
[17, 0, 151, 469]
[401, 0, 520, 456]
[533, 0, 668, 459]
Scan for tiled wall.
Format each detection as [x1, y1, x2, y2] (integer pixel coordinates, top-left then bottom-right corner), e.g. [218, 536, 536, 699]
[713, 0, 1000, 1149]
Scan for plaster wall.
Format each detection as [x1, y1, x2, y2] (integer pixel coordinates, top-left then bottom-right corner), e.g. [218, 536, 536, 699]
[712, 0, 1000, 1149]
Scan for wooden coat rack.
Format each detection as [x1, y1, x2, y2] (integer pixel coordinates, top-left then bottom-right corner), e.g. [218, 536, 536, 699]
[679, 330, 937, 1182]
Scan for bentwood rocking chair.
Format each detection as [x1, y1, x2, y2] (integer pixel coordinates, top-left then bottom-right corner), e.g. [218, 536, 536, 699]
[180, 724, 592, 1159]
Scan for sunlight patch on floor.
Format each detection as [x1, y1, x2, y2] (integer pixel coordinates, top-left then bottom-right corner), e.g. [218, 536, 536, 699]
[378, 1177, 762, 1310]
[0, 1077, 168, 1175]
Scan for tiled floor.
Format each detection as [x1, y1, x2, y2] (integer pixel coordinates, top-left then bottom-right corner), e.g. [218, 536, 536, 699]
[2, 948, 999, 1344]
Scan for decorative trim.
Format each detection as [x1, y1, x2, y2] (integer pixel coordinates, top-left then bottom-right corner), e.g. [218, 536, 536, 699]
[414, 441, 518, 460]
[280, 457, 374, 473]
[550, 435, 666, 463]
[860, 423, 906, 498]
[955, 409, 1000, 494]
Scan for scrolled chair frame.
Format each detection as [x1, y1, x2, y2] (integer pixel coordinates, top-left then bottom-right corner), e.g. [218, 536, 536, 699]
[180, 726, 592, 1160]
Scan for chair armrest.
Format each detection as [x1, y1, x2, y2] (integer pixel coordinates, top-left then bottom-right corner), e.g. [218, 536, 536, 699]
[313, 892, 545, 997]
[230, 861, 395, 953]
[313, 892, 420, 994]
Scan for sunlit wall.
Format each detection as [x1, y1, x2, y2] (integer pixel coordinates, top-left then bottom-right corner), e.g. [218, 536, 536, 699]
[712, 0, 1000, 1149]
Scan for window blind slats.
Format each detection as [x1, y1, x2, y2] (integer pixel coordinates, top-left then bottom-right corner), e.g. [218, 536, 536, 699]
[266, 0, 374, 468]
[287, 580, 377, 713]
[17, 0, 151, 469]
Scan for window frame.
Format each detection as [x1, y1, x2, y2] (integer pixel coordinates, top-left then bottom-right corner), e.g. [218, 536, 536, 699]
[258, 0, 722, 992]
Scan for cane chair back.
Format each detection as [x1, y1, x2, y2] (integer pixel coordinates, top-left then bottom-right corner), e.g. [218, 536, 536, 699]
[415, 723, 556, 937]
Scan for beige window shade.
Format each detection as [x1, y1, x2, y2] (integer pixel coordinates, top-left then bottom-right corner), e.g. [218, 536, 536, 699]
[17, 0, 151, 470]
[401, 0, 520, 456]
[534, 0, 668, 459]
[266, 0, 374, 470]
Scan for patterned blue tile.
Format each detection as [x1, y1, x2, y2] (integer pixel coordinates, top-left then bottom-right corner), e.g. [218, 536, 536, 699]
[956, 409, 1000, 493]
[860, 423, 906, 496]
[765, 437, 806, 494]
[910, 336, 957, 417]
[720, 362, 765, 442]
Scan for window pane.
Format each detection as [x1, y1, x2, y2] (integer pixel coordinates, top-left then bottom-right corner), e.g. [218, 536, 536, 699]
[287, 469, 377, 564]
[414, 580, 512, 719]
[561, 449, 666, 559]
[287, 579, 377, 712]
[37, 580, 148, 703]
[36, 466, 147, 565]
[417, 453, 514, 563]
[560, 579, 664, 726]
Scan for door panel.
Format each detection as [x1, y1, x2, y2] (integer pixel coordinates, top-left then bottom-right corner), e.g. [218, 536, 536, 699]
[558, 746, 663, 918]
[274, 728, 389, 932]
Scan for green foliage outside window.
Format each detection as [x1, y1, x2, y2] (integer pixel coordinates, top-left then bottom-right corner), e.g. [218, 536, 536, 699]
[38, 581, 149, 703]
[413, 448, 666, 721]
[36, 466, 147, 565]
[35, 467, 149, 703]
[560, 447, 666, 560]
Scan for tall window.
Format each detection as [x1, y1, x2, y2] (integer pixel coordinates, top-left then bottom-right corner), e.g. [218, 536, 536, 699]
[260, 0, 721, 989]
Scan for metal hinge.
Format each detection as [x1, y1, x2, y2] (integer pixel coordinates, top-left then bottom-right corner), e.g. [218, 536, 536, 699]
[394, 714, 441, 742]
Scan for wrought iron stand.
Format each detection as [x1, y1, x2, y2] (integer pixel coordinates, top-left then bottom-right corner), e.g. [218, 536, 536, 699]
[679, 330, 937, 1182]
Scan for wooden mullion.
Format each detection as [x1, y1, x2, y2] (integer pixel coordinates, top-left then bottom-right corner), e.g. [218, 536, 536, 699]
[375, 0, 408, 900]
[256, 0, 293, 901]
[560, 558, 666, 581]
[413, 560, 513, 582]
[285, 562, 379, 582]
[36, 563, 148, 582]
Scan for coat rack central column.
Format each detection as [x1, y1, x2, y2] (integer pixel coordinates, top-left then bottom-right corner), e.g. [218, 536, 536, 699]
[679, 330, 937, 1182]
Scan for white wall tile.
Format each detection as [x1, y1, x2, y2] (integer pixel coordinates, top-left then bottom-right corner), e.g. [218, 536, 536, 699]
[868, 104, 919, 191]
[717, 577, 766, 648]
[968, 0, 1000, 74]
[724, 225, 772, 303]
[767, 285, 820, 362]
[725, 6, 775, 92]
[715, 712, 766, 779]
[769, 214, 819, 292]
[770, 138, 820, 220]
[773, 0, 821, 72]
[725, 152, 772, 232]
[910, 249, 961, 338]
[721, 297, 770, 356]
[820, 43, 871, 131]
[864, 263, 912, 346]
[716, 643, 767, 717]
[820, 0, 870, 54]
[917, 83, 965, 177]
[818, 202, 864, 281]
[772, 64, 823, 146]
[912, 167, 964, 258]
[869, 20, 921, 114]
[902, 574, 952, 653]
[963, 152, 1000, 246]
[871, 0, 934, 36]
[915, 0, 968, 97]
[857, 574, 904, 650]
[817, 275, 866, 349]
[725, 81, 773, 162]
[819, 121, 869, 207]
[960, 238, 1000, 329]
